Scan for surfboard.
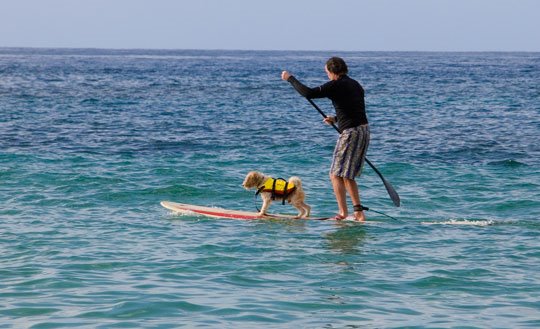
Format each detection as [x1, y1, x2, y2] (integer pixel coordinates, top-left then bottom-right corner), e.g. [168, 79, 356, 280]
[160, 201, 347, 221]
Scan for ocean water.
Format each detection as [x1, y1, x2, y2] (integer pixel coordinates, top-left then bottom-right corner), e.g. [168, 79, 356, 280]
[1, 48, 539, 328]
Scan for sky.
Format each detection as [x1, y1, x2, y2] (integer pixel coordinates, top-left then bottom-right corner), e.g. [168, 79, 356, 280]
[1, 0, 539, 51]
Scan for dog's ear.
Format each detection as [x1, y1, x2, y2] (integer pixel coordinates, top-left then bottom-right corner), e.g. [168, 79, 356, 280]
[243, 171, 256, 188]
[254, 172, 266, 185]
[252, 171, 262, 182]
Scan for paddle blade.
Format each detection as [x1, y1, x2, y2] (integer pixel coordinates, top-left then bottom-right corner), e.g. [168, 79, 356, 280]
[365, 158, 400, 207]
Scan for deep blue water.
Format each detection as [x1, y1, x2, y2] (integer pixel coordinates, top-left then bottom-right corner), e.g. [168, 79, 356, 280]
[1, 48, 539, 328]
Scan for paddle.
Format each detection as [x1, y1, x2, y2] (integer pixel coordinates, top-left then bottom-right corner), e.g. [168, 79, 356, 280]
[306, 98, 401, 207]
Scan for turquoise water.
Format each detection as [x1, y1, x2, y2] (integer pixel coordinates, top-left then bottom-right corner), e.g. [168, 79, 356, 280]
[1, 48, 539, 328]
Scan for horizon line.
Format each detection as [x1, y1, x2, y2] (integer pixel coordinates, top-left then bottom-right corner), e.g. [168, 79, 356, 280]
[1, 46, 539, 54]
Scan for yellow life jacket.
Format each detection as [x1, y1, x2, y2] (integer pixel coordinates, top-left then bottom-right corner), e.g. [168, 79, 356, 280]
[256, 177, 296, 201]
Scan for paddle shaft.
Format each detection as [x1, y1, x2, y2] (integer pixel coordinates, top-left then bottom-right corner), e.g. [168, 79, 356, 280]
[306, 98, 400, 207]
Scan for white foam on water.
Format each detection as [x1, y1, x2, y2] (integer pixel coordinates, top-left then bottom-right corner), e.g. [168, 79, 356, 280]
[421, 219, 495, 226]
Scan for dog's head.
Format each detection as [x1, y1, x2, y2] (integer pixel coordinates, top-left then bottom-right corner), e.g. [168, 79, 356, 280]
[242, 171, 265, 190]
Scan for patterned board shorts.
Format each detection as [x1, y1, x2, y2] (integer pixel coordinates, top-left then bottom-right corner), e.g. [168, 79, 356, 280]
[330, 124, 370, 180]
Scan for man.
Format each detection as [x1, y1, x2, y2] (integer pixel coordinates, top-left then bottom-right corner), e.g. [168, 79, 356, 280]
[282, 57, 370, 221]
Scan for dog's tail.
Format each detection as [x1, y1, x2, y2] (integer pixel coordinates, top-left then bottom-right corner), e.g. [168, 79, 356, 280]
[289, 176, 302, 189]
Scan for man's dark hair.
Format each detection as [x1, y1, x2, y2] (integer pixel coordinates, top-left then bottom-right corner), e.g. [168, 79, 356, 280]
[326, 57, 348, 75]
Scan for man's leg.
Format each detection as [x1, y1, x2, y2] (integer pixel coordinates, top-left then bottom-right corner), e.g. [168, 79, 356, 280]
[343, 178, 365, 221]
[330, 174, 348, 218]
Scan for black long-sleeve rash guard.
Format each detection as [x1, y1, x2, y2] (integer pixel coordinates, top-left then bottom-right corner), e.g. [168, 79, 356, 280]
[287, 75, 368, 131]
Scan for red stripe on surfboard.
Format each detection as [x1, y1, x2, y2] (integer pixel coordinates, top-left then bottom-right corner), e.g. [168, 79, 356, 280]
[192, 208, 329, 220]
[190, 208, 258, 220]
[162, 202, 331, 220]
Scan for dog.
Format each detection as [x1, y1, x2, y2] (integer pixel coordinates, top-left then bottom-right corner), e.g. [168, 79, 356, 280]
[242, 171, 311, 218]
